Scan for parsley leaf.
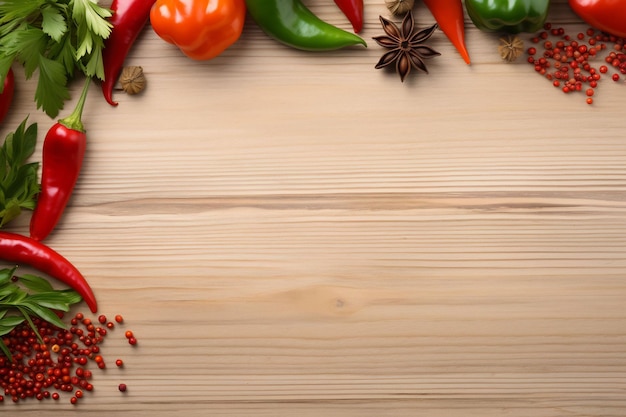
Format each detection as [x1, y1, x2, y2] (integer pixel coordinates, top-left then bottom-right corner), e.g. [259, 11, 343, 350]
[0, 0, 112, 117]
[35, 55, 71, 116]
[0, 117, 40, 228]
[41, 5, 68, 43]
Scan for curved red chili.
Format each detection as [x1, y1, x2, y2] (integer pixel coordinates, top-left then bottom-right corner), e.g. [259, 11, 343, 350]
[102, 0, 156, 106]
[422, 0, 471, 65]
[0, 68, 15, 124]
[0, 231, 98, 312]
[334, 0, 364, 33]
[29, 78, 91, 242]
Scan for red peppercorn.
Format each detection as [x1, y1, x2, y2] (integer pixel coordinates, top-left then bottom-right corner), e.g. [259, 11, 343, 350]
[115, 315, 124, 324]
[128, 337, 137, 346]
[118, 383, 127, 392]
[1, 313, 133, 404]
[116, 359, 124, 367]
[613, 74, 620, 81]
[98, 315, 107, 324]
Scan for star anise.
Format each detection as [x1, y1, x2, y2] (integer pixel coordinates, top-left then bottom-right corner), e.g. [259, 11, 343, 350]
[373, 11, 440, 82]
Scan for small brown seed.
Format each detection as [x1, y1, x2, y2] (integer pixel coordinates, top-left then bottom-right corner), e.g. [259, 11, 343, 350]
[119, 66, 146, 95]
[385, 0, 414, 16]
[498, 36, 525, 63]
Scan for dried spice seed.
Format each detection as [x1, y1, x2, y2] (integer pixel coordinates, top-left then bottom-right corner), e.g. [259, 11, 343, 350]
[0, 312, 134, 404]
[525, 24, 626, 104]
[373, 11, 440, 82]
[385, 0, 414, 16]
[119, 66, 146, 95]
[498, 36, 525, 62]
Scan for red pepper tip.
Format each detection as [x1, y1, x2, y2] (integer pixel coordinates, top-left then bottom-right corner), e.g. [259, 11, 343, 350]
[104, 92, 119, 107]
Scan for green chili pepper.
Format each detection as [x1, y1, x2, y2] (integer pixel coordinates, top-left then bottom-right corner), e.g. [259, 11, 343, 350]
[245, 0, 366, 51]
[464, 0, 551, 34]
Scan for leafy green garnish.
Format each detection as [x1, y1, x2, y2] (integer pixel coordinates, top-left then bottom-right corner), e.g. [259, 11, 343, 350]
[0, 0, 112, 117]
[0, 117, 40, 228]
[0, 267, 82, 359]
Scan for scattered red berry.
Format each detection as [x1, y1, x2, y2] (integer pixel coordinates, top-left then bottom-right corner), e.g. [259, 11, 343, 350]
[0, 311, 136, 404]
[118, 383, 127, 392]
[526, 24, 626, 104]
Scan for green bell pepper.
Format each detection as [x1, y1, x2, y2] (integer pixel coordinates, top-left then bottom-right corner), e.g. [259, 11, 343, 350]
[464, 0, 551, 34]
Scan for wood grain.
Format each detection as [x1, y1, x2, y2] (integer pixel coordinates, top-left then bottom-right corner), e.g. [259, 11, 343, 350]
[3, 1, 625, 415]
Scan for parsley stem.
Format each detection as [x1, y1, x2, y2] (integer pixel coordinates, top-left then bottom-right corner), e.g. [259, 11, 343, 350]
[59, 77, 92, 133]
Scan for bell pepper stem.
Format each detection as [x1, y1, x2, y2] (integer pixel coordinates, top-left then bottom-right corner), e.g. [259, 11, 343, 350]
[59, 77, 91, 133]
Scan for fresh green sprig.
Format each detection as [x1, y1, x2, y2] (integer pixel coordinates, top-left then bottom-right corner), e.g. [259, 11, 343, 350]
[0, 0, 113, 118]
[0, 267, 82, 359]
[0, 117, 40, 228]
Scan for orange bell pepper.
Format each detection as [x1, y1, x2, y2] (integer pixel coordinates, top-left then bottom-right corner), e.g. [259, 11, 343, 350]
[150, 0, 246, 60]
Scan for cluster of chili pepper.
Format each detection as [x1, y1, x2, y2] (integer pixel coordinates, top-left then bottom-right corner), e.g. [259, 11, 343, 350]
[1, 70, 97, 315]
[148, 0, 366, 59]
[102, 0, 363, 98]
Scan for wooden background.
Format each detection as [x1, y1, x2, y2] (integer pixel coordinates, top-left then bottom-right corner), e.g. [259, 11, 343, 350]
[3, 0, 625, 415]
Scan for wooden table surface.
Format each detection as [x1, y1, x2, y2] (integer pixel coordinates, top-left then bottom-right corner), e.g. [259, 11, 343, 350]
[3, 1, 625, 415]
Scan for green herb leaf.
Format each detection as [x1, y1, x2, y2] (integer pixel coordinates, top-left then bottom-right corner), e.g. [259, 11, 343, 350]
[41, 5, 68, 43]
[21, 302, 68, 329]
[0, 0, 112, 117]
[0, 118, 40, 228]
[16, 274, 54, 292]
[35, 55, 70, 118]
[0, 267, 16, 285]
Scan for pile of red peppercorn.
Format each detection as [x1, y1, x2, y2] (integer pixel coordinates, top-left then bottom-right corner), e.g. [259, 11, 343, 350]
[0, 312, 136, 405]
[526, 23, 626, 105]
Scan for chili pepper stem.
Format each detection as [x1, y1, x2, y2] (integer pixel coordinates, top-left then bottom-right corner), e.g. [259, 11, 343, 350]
[59, 77, 91, 133]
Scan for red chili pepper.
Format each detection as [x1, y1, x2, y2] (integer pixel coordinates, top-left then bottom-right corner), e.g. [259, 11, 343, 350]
[333, 0, 364, 33]
[0, 231, 98, 312]
[568, 0, 626, 38]
[422, 0, 471, 65]
[29, 78, 91, 242]
[0, 68, 15, 124]
[102, 0, 156, 106]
